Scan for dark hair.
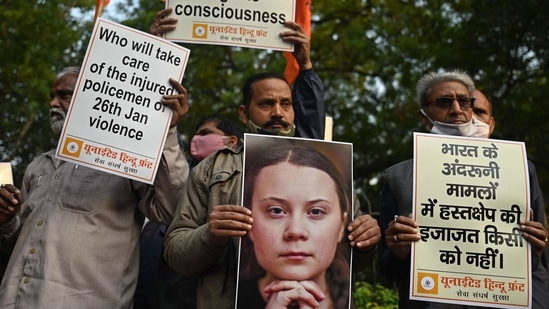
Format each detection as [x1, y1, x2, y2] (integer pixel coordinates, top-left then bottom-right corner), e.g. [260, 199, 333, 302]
[242, 72, 288, 109]
[195, 116, 244, 141]
[241, 144, 351, 308]
[243, 145, 349, 215]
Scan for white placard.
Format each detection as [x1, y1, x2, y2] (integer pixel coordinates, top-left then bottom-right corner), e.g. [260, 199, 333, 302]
[0, 162, 13, 185]
[164, 0, 295, 51]
[410, 133, 531, 308]
[56, 18, 190, 184]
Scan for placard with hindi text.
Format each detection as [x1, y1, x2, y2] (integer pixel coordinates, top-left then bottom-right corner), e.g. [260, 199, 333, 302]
[410, 133, 531, 308]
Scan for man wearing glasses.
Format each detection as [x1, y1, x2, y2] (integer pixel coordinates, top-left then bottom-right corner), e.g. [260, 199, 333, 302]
[416, 71, 478, 137]
[377, 70, 548, 308]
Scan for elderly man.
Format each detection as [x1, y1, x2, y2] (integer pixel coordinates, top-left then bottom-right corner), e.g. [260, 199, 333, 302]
[378, 70, 549, 308]
[0, 66, 190, 308]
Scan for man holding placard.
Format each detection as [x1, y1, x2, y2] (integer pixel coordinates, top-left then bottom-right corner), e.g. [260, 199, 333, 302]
[152, 4, 380, 308]
[0, 65, 189, 308]
[378, 70, 549, 308]
[163, 67, 381, 307]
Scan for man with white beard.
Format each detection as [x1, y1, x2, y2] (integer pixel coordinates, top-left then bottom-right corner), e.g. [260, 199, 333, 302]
[0, 66, 190, 309]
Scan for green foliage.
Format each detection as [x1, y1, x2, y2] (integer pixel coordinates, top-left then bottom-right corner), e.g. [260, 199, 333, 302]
[2, 1, 549, 220]
[353, 281, 398, 309]
[1, 0, 94, 184]
[121, 0, 289, 149]
[307, 0, 549, 216]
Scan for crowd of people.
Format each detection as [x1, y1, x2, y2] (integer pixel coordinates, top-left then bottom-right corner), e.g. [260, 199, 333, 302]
[0, 6, 547, 309]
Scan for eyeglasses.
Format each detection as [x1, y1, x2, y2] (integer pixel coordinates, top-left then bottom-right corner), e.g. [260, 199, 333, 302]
[429, 96, 475, 109]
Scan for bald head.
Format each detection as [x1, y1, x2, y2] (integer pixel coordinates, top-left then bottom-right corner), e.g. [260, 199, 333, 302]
[473, 90, 495, 136]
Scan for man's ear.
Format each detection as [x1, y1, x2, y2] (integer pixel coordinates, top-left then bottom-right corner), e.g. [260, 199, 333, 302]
[489, 116, 496, 136]
[238, 105, 249, 124]
[418, 110, 432, 130]
[226, 135, 239, 147]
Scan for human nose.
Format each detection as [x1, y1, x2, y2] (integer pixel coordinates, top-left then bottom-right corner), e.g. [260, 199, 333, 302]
[283, 215, 309, 240]
[448, 99, 465, 116]
[50, 95, 61, 108]
[271, 103, 283, 118]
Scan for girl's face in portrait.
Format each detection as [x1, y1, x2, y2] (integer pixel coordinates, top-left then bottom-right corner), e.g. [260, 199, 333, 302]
[248, 161, 347, 282]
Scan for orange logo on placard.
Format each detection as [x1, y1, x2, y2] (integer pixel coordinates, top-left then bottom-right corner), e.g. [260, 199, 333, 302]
[417, 272, 438, 294]
[62, 137, 84, 158]
[192, 23, 208, 39]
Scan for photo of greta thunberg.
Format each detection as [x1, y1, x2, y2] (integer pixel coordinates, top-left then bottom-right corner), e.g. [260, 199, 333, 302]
[237, 135, 353, 309]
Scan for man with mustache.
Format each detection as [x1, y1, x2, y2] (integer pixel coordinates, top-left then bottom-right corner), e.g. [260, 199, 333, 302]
[163, 47, 380, 309]
[0, 66, 190, 308]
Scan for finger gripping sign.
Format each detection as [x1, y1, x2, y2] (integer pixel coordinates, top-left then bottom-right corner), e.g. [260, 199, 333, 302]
[55, 18, 190, 184]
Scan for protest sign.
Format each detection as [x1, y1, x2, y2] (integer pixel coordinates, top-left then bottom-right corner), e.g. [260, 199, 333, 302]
[236, 134, 354, 308]
[0, 163, 13, 185]
[164, 0, 295, 51]
[410, 133, 531, 308]
[55, 18, 190, 184]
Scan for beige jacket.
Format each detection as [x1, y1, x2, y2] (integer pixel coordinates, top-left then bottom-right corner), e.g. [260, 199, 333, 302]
[0, 127, 188, 309]
[164, 144, 375, 309]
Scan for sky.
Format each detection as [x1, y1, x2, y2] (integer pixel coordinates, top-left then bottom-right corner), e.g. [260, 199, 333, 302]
[101, 0, 134, 22]
[71, 0, 133, 23]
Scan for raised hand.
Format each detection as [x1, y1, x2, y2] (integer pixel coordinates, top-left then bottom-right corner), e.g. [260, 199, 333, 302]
[150, 8, 178, 36]
[280, 21, 312, 70]
[162, 78, 189, 127]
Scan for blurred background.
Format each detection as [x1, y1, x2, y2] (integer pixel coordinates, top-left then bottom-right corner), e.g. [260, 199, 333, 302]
[2, 1, 548, 306]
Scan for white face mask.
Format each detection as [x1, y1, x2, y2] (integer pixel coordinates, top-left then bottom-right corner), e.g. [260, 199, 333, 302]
[470, 116, 490, 138]
[420, 109, 479, 137]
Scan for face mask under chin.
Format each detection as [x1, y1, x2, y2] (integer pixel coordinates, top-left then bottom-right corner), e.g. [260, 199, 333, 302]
[420, 109, 479, 137]
[245, 120, 295, 137]
[470, 116, 490, 138]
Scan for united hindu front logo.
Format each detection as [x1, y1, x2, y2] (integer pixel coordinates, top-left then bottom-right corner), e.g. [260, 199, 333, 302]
[61, 137, 84, 158]
[417, 272, 438, 294]
[192, 23, 208, 39]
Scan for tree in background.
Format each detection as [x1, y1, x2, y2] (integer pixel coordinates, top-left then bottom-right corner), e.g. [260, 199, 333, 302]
[310, 0, 549, 212]
[1, 0, 94, 184]
[2, 0, 548, 218]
